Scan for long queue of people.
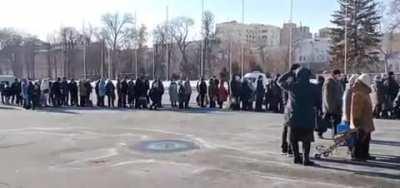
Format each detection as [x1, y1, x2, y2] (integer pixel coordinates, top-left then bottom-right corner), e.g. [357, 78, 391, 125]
[0, 71, 399, 116]
[0, 76, 229, 111]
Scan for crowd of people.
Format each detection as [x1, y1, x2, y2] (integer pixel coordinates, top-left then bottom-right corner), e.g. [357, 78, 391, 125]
[279, 64, 400, 166]
[1, 67, 400, 166]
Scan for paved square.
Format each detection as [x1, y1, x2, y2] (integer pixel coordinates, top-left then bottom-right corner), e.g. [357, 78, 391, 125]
[0, 105, 399, 188]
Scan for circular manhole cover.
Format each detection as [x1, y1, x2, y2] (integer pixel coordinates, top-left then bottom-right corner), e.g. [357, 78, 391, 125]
[134, 140, 199, 153]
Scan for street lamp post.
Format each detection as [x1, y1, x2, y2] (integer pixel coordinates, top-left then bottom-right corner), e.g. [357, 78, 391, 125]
[83, 40, 87, 80]
[344, 3, 349, 75]
[165, 1, 170, 81]
[288, 0, 294, 69]
[153, 44, 156, 80]
[241, 0, 245, 78]
[200, 0, 205, 79]
[135, 11, 138, 80]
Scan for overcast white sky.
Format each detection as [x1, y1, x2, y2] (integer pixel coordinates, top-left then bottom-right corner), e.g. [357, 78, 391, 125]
[0, 0, 344, 42]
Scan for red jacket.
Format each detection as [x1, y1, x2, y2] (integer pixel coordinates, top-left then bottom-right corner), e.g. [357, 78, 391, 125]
[218, 86, 229, 102]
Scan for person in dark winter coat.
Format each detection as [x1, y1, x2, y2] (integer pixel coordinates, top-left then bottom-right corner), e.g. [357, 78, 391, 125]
[382, 72, 399, 118]
[95, 80, 100, 107]
[32, 82, 41, 110]
[314, 76, 325, 136]
[230, 75, 242, 110]
[135, 77, 148, 109]
[69, 79, 78, 106]
[61, 77, 69, 106]
[11, 79, 22, 105]
[198, 78, 208, 107]
[127, 80, 136, 108]
[79, 80, 88, 107]
[183, 79, 192, 109]
[371, 75, 385, 118]
[0, 82, 5, 104]
[84, 79, 93, 106]
[322, 69, 344, 137]
[105, 80, 115, 108]
[153, 78, 164, 108]
[52, 78, 62, 107]
[144, 78, 150, 105]
[268, 77, 283, 113]
[116, 79, 122, 107]
[279, 67, 317, 166]
[241, 78, 253, 111]
[26, 81, 35, 109]
[1, 82, 11, 105]
[178, 81, 185, 109]
[255, 76, 265, 112]
[119, 78, 129, 108]
[149, 80, 163, 110]
[278, 63, 300, 154]
[208, 78, 218, 108]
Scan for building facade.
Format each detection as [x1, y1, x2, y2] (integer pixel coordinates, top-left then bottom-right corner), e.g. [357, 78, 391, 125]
[280, 23, 313, 46]
[216, 21, 281, 47]
[294, 38, 330, 73]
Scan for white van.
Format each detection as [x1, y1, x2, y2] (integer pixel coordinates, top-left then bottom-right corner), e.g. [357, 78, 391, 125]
[0, 75, 16, 84]
[243, 71, 269, 89]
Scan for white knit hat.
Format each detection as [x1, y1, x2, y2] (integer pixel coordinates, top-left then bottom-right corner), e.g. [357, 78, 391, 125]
[357, 74, 371, 87]
[348, 74, 358, 86]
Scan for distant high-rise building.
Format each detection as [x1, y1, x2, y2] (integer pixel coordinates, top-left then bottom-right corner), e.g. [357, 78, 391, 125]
[215, 21, 281, 47]
[280, 23, 313, 46]
[319, 27, 332, 38]
[294, 38, 331, 73]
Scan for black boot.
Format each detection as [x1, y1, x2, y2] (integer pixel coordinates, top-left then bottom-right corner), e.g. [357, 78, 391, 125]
[292, 142, 302, 164]
[303, 142, 315, 166]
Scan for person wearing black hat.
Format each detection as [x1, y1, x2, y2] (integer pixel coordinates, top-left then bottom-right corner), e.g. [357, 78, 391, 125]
[278, 63, 300, 155]
[322, 69, 344, 138]
[382, 72, 399, 118]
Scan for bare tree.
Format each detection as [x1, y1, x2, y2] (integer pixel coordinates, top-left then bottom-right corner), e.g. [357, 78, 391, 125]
[137, 24, 148, 75]
[0, 28, 25, 50]
[82, 23, 98, 44]
[153, 25, 165, 79]
[202, 11, 215, 77]
[380, 0, 400, 72]
[170, 17, 195, 77]
[59, 27, 80, 78]
[100, 12, 135, 78]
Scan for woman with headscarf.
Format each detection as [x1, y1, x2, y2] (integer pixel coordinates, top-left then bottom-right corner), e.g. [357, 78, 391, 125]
[350, 74, 375, 161]
[169, 79, 179, 108]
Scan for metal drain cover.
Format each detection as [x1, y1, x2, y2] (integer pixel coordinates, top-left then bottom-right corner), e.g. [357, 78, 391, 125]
[134, 140, 199, 153]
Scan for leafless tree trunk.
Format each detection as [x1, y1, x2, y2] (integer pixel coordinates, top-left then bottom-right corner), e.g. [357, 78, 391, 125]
[170, 17, 194, 78]
[100, 12, 135, 79]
